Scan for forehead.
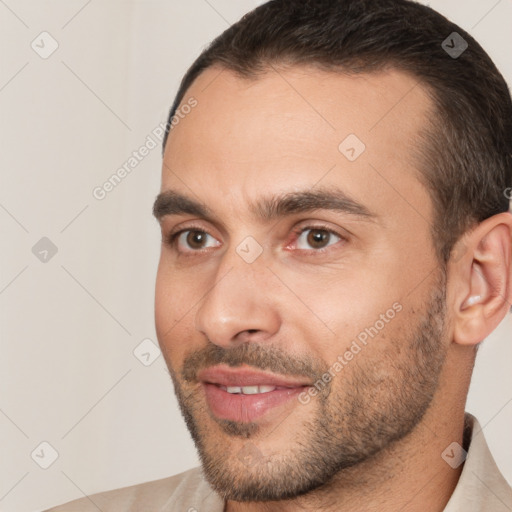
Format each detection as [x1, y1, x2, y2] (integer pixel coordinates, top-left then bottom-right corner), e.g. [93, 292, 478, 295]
[162, 65, 434, 229]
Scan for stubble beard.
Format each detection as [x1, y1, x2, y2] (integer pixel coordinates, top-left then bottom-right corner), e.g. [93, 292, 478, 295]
[166, 274, 448, 502]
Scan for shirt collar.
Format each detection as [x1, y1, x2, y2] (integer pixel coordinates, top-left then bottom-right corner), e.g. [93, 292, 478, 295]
[443, 413, 512, 511]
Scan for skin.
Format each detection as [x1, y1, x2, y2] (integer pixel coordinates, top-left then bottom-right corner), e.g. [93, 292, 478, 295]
[154, 65, 512, 512]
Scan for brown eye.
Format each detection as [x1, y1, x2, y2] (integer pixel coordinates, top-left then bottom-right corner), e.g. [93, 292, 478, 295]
[296, 227, 341, 250]
[174, 229, 221, 252]
[186, 230, 207, 249]
[307, 229, 330, 248]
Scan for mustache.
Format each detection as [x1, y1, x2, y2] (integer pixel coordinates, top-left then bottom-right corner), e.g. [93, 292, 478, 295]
[181, 342, 328, 384]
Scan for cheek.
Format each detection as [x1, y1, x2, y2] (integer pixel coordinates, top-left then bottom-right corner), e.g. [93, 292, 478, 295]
[155, 262, 201, 358]
[155, 263, 173, 335]
[276, 280, 411, 382]
[282, 272, 398, 339]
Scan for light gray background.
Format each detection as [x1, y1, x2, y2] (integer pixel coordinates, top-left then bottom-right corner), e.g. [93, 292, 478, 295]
[0, 1, 511, 511]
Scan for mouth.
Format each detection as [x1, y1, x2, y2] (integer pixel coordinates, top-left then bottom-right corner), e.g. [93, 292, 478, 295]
[198, 365, 311, 423]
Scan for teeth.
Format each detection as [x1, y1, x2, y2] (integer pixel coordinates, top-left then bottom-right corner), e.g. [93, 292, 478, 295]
[258, 385, 277, 393]
[224, 385, 277, 394]
[240, 386, 259, 395]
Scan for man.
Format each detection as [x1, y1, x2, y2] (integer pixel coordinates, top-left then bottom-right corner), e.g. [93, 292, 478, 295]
[46, 0, 512, 510]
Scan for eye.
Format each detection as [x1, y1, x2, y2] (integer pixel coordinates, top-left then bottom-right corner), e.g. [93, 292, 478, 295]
[294, 227, 343, 250]
[171, 229, 221, 252]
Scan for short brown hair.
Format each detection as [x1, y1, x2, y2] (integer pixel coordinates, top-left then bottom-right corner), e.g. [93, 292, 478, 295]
[163, 0, 512, 264]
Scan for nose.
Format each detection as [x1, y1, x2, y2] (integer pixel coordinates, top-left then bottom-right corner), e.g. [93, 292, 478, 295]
[194, 255, 281, 348]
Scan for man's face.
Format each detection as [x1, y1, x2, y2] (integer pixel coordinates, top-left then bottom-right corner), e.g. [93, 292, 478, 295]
[154, 66, 450, 501]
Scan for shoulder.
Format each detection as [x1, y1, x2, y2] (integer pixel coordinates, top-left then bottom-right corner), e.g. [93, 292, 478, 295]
[43, 466, 224, 512]
[444, 414, 512, 511]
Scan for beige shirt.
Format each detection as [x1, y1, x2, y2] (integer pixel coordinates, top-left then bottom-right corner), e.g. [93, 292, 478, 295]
[45, 414, 511, 511]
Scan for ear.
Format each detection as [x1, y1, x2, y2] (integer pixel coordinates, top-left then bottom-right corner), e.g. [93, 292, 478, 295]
[451, 212, 512, 346]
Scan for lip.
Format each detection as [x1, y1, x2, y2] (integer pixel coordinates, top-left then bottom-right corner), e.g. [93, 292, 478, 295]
[197, 365, 312, 388]
[198, 365, 311, 423]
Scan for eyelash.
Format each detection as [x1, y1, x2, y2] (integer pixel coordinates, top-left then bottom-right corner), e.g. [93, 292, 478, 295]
[165, 223, 347, 254]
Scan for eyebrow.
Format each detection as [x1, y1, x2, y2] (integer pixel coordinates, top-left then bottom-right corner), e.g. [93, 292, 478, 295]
[152, 188, 378, 223]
